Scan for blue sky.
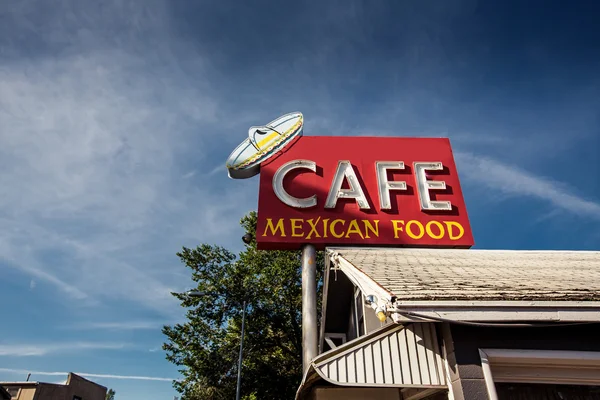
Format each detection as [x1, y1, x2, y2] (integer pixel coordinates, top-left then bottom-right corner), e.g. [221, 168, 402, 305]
[1, 0, 599, 399]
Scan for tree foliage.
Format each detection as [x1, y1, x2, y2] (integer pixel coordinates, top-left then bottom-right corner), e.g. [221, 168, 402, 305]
[105, 388, 115, 400]
[163, 212, 323, 399]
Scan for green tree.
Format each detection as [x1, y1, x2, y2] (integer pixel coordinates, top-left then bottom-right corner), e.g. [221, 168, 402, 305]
[162, 212, 323, 400]
[105, 388, 115, 400]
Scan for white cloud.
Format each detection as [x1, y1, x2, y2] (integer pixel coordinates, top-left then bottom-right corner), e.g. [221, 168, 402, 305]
[1, 0, 593, 329]
[182, 170, 197, 179]
[73, 372, 174, 382]
[71, 321, 164, 331]
[456, 151, 600, 218]
[208, 164, 226, 177]
[0, 342, 127, 357]
[0, 368, 174, 382]
[0, 0, 254, 317]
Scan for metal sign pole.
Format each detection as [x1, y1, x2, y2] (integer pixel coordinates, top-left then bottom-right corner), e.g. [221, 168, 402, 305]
[235, 300, 247, 400]
[301, 244, 318, 373]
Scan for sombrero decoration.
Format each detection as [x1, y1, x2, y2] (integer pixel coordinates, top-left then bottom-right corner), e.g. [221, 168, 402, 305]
[226, 112, 304, 179]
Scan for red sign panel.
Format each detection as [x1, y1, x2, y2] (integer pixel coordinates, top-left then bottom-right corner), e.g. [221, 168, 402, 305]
[257, 136, 473, 250]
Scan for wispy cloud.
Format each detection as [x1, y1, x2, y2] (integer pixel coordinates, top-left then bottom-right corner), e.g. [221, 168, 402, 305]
[0, 368, 174, 382]
[208, 164, 226, 176]
[0, 0, 253, 316]
[70, 321, 164, 331]
[456, 151, 600, 218]
[3, 0, 593, 321]
[0, 238, 89, 300]
[0, 3, 598, 395]
[182, 170, 197, 179]
[0, 342, 127, 357]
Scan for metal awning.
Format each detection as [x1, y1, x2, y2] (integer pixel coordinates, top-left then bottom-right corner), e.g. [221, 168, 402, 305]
[296, 322, 447, 399]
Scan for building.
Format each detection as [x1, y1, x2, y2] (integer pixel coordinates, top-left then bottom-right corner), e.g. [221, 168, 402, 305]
[296, 247, 600, 399]
[0, 373, 107, 400]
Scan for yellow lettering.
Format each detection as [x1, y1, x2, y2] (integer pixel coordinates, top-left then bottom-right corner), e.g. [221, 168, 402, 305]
[426, 221, 444, 239]
[290, 219, 304, 237]
[406, 220, 425, 240]
[363, 220, 379, 239]
[262, 218, 286, 237]
[305, 218, 321, 239]
[444, 221, 465, 240]
[345, 219, 364, 239]
[330, 219, 345, 238]
[391, 220, 405, 239]
[322, 218, 329, 238]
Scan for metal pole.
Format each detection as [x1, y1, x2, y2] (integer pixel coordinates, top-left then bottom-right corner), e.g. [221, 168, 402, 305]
[235, 300, 247, 400]
[301, 244, 318, 374]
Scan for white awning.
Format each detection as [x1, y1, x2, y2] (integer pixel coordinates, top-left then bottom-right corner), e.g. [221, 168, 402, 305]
[296, 322, 446, 399]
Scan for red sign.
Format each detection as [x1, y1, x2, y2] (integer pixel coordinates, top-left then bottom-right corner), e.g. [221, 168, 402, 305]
[257, 136, 473, 250]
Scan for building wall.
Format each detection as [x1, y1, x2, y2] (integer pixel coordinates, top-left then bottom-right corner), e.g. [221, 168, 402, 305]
[1, 386, 37, 400]
[346, 307, 357, 342]
[19, 388, 36, 400]
[443, 322, 600, 400]
[17, 387, 35, 400]
[63, 373, 106, 400]
[1, 374, 106, 400]
[33, 384, 68, 399]
[364, 302, 385, 334]
[346, 290, 393, 342]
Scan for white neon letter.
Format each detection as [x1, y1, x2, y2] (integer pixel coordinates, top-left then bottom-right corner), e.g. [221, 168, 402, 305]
[273, 160, 317, 208]
[413, 162, 452, 211]
[325, 161, 370, 210]
[376, 161, 407, 210]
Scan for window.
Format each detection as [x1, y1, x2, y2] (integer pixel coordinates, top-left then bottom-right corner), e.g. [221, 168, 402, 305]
[6, 387, 20, 399]
[323, 333, 347, 350]
[480, 349, 600, 400]
[495, 383, 600, 399]
[353, 287, 365, 337]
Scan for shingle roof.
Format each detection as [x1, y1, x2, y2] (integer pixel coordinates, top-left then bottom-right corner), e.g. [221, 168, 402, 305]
[328, 248, 600, 301]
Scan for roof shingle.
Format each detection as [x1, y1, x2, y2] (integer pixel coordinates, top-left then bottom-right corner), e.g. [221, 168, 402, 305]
[329, 248, 600, 301]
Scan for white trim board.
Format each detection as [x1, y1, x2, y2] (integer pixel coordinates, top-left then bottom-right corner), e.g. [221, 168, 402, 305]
[390, 304, 600, 322]
[393, 301, 600, 307]
[329, 250, 394, 304]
